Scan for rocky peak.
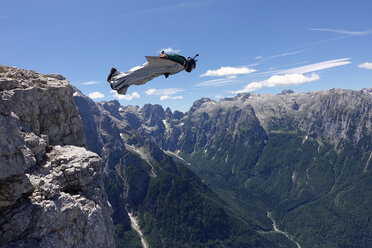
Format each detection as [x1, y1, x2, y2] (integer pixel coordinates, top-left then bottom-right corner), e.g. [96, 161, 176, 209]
[233, 93, 251, 102]
[188, 97, 217, 113]
[279, 89, 295, 95]
[165, 107, 173, 119]
[98, 100, 123, 120]
[298, 88, 372, 145]
[0, 66, 66, 91]
[141, 103, 165, 117]
[140, 104, 166, 127]
[172, 110, 183, 120]
[229, 88, 372, 145]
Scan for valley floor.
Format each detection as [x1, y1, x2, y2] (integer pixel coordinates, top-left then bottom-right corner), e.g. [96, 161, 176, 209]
[267, 212, 301, 248]
[128, 212, 148, 248]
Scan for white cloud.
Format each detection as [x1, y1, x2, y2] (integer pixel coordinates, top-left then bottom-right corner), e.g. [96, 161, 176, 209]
[233, 73, 320, 93]
[146, 88, 184, 100]
[197, 59, 351, 89]
[254, 50, 305, 65]
[159, 47, 181, 54]
[281, 58, 351, 74]
[88, 91, 104, 99]
[145, 88, 184, 96]
[267, 50, 305, 60]
[201, 66, 257, 77]
[358, 62, 372, 70]
[80, 81, 101, 85]
[308, 28, 372, 36]
[111, 90, 140, 101]
[160, 95, 183, 100]
[195, 78, 239, 87]
[215, 94, 224, 99]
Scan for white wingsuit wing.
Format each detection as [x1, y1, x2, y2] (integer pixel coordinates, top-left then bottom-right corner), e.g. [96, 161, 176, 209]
[108, 56, 185, 95]
[145, 56, 180, 67]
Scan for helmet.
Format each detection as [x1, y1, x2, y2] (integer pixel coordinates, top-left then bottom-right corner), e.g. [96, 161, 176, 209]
[185, 54, 199, 72]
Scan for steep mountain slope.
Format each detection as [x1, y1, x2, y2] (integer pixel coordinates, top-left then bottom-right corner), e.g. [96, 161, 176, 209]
[74, 90, 290, 247]
[77, 88, 371, 248]
[189, 90, 371, 248]
[183, 90, 371, 248]
[0, 66, 114, 248]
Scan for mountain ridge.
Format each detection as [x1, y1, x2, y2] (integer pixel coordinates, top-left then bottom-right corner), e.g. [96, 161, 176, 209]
[75, 86, 371, 248]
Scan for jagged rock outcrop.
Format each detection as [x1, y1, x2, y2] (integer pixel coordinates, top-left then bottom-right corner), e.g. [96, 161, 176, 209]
[0, 66, 114, 248]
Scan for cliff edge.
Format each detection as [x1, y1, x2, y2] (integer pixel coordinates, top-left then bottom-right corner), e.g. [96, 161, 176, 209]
[0, 66, 114, 248]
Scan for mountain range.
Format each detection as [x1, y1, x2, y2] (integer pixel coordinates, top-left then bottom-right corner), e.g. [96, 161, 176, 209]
[74, 85, 371, 247]
[1, 66, 371, 248]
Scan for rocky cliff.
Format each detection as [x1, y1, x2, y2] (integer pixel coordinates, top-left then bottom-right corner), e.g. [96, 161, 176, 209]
[0, 66, 114, 248]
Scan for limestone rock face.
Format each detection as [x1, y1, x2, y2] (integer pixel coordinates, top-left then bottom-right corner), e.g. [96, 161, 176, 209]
[0, 66, 114, 248]
[0, 65, 84, 146]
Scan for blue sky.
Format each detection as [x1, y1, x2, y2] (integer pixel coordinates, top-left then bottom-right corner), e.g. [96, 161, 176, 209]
[1, 0, 372, 112]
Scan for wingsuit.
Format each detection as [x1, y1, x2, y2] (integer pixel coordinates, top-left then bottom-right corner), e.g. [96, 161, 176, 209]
[107, 52, 198, 95]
